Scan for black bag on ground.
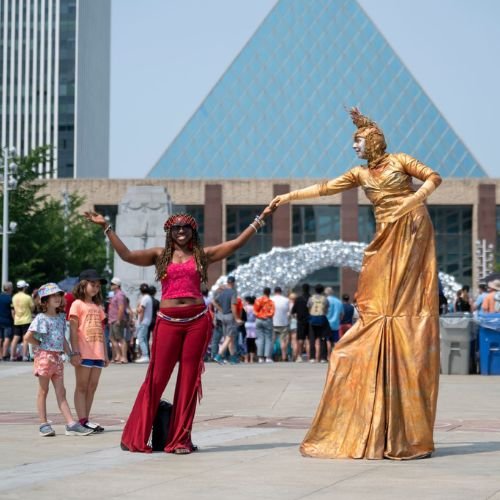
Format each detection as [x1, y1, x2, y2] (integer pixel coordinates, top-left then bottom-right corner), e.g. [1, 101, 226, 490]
[151, 400, 172, 451]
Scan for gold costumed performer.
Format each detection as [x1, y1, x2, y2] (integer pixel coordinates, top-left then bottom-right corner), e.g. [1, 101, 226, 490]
[269, 108, 442, 460]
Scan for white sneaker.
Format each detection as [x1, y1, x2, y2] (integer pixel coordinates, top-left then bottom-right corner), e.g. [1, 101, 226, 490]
[309, 359, 316, 363]
[258, 358, 264, 364]
[295, 357, 303, 363]
[135, 356, 150, 364]
[320, 359, 327, 364]
[265, 358, 274, 363]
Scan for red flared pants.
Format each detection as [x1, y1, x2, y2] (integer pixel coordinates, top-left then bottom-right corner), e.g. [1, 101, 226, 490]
[121, 304, 212, 453]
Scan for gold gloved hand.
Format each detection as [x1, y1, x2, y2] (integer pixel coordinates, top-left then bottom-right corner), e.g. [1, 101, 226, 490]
[388, 178, 438, 222]
[269, 193, 291, 209]
[269, 184, 323, 210]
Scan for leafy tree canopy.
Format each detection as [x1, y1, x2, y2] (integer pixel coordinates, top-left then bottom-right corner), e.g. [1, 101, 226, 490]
[1, 147, 107, 288]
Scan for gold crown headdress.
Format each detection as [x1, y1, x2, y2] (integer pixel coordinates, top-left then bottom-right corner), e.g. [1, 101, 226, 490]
[349, 107, 387, 163]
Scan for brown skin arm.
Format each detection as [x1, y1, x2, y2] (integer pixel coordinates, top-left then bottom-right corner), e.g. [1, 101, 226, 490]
[86, 207, 276, 268]
[83, 211, 162, 266]
[69, 316, 81, 367]
[204, 206, 275, 264]
[24, 330, 40, 346]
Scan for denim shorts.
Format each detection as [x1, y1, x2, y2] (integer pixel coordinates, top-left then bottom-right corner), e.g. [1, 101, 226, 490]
[81, 358, 105, 368]
[0, 326, 13, 340]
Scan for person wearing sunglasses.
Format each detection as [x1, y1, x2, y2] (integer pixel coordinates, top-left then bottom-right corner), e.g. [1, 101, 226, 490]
[84, 207, 273, 454]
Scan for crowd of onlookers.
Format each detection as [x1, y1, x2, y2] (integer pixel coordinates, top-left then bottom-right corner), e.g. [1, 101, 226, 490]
[449, 280, 500, 314]
[0, 278, 159, 363]
[207, 276, 358, 364]
[2, 276, 498, 365]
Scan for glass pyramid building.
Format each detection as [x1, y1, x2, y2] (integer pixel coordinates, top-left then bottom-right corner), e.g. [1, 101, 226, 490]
[147, 0, 487, 180]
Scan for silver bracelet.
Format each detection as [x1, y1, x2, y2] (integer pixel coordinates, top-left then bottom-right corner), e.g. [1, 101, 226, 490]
[254, 215, 265, 228]
[104, 224, 112, 235]
[249, 222, 258, 233]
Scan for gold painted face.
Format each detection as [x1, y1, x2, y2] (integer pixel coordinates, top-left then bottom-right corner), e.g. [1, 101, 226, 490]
[349, 107, 387, 163]
[353, 137, 367, 159]
[353, 127, 386, 163]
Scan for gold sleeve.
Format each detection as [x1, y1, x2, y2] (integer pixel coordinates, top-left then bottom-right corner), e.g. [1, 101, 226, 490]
[288, 169, 360, 201]
[388, 154, 442, 221]
[397, 153, 442, 188]
[320, 168, 360, 196]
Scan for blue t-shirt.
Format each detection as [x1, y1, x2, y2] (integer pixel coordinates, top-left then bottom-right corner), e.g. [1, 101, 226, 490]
[326, 295, 343, 331]
[0, 293, 13, 327]
[28, 313, 67, 352]
[341, 303, 355, 324]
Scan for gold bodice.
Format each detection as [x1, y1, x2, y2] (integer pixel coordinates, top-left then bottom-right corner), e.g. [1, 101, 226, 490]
[320, 153, 442, 223]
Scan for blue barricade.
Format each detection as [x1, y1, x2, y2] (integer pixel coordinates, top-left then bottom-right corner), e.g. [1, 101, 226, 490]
[477, 313, 500, 375]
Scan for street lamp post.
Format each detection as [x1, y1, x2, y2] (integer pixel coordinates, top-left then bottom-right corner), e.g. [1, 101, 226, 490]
[104, 215, 112, 278]
[1, 147, 17, 286]
[475, 238, 495, 281]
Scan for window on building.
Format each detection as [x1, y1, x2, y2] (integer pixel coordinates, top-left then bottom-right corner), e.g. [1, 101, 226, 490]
[292, 205, 340, 245]
[496, 206, 500, 268]
[226, 205, 272, 272]
[358, 206, 376, 243]
[292, 205, 341, 293]
[429, 206, 472, 285]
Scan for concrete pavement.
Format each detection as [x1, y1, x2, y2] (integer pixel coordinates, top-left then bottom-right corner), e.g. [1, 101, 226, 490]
[1, 361, 500, 499]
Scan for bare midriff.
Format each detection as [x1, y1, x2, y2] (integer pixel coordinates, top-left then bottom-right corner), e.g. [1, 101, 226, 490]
[160, 297, 205, 308]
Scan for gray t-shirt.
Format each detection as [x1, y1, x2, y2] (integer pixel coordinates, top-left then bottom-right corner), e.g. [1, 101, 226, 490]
[214, 288, 237, 315]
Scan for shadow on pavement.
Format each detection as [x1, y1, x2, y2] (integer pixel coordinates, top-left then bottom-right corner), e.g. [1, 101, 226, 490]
[435, 441, 500, 457]
[202, 442, 300, 453]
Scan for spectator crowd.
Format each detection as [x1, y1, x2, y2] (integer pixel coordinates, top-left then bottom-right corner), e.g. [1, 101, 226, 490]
[2, 276, 499, 367]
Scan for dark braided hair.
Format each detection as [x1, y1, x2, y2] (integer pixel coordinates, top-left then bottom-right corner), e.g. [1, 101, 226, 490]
[155, 213, 208, 284]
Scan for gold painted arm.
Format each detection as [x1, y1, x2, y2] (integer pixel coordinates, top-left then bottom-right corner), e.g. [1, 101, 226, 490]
[397, 153, 442, 188]
[269, 169, 359, 208]
[389, 154, 442, 220]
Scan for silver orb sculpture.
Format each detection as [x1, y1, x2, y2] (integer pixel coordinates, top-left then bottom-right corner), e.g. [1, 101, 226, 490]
[212, 240, 462, 303]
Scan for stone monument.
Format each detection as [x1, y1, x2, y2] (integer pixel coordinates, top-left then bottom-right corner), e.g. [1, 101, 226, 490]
[114, 186, 172, 300]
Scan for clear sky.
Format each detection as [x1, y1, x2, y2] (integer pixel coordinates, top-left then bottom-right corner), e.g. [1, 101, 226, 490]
[110, 0, 500, 179]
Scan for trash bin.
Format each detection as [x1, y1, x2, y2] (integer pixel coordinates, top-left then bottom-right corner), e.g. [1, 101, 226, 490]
[439, 313, 474, 374]
[477, 313, 500, 375]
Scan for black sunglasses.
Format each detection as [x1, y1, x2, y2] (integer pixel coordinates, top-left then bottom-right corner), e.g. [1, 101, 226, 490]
[171, 224, 193, 232]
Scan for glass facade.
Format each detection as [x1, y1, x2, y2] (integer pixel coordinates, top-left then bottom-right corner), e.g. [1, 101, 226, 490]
[292, 205, 340, 244]
[226, 205, 272, 272]
[148, 0, 487, 180]
[58, 0, 77, 178]
[428, 206, 472, 285]
[496, 206, 500, 268]
[0, 0, 109, 178]
[292, 205, 341, 293]
[357, 205, 473, 285]
[358, 205, 376, 243]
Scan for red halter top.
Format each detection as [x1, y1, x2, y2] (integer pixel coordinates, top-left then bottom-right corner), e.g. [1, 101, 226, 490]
[161, 256, 202, 300]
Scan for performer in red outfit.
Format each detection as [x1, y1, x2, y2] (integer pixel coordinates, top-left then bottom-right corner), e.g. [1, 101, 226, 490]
[84, 209, 273, 454]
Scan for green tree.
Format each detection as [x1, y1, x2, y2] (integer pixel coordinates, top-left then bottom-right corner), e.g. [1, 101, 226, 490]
[1, 147, 106, 286]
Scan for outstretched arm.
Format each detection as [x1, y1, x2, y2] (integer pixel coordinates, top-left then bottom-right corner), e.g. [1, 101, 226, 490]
[84, 211, 162, 266]
[204, 206, 275, 264]
[269, 169, 359, 209]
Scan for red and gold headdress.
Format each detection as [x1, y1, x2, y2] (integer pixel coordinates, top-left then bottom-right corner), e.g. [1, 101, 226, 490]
[163, 213, 198, 232]
[349, 107, 387, 164]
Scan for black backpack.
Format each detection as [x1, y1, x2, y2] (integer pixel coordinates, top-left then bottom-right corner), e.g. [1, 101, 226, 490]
[151, 400, 172, 451]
